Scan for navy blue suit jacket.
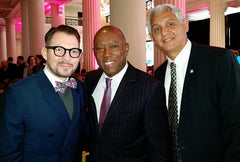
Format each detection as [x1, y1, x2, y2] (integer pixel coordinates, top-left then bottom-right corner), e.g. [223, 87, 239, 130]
[155, 43, 240, 162]
[85, 63, 171, 162]
[0, 68, 89, 162]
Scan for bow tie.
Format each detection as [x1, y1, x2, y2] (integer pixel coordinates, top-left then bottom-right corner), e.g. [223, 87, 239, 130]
[55, 78, 77, 93]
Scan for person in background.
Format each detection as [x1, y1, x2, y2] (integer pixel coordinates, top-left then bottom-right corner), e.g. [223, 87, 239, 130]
[23, 55, 37, 78]
[148, 4, 240, 162]
[0, 60, 10, 91]
[85, 25, 170, 162]
[7, 57, 17, 82]
[15, 56, 26, 80]
[35, 54, 46, 71]
[0, 25, 89, 162]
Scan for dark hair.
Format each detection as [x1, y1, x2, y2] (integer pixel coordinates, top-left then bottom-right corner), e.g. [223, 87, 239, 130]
[27, 56, 35, 64]
[45, 25, 80, 45]
[35, 55, 46, 65]
[17, 56, 24, 61]
[8, 57, 13, 61]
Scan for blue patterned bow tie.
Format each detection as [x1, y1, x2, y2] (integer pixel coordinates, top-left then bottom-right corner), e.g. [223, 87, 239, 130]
[55, 78, 77, 93]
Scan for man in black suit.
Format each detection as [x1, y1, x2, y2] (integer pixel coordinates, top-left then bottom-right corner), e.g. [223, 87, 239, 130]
[148, 4, 240, 162]
[85, 25, 170, 162]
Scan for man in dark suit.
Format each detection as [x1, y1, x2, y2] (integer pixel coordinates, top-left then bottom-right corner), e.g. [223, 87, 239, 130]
[148, 4, 240, 162]
[85, 25, 170, 162]
[0, 25, 89, 162]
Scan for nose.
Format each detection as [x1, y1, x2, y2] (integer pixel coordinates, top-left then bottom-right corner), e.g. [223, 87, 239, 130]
[63, 50, 71, 60]
[161, 26, 169, 35]
[103, 46, 111, 56]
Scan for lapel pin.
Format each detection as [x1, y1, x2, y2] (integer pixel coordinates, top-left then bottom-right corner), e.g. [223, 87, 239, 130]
[190, 69, 194, 74]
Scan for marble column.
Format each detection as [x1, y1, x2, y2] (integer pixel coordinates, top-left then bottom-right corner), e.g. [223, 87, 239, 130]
[82, 0, 101, 71]
[28, 0, 45, 56]
[51, 4, 65, 27]
[0, 26, 7, 62]
[20, 0, 30, 59]
[5, 18, 17, 59]
[209, 0, 229, 48]
[110, 0, 146, 71]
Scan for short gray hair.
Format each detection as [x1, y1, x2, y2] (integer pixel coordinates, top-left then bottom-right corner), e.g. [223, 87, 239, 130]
[147, 4, 185, 36]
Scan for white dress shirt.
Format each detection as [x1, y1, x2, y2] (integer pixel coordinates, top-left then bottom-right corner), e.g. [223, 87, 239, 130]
[165, 40, 192, 120]
[92, 62, 128, 122]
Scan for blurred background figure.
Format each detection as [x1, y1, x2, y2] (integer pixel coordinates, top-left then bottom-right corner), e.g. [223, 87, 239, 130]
[15, 56, 26, 81]
[0, 60, 10, 92]
[23, 55, 37, 78]
[35, 54, 46, 71]
[7, 57, 17, 82]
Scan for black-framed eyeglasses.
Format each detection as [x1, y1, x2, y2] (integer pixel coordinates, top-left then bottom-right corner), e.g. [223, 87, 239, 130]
[45, 46, 82, 58]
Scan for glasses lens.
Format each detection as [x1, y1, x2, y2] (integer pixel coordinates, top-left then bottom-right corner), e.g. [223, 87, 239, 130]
[54, 47, 65, 56]
[70, 49, 81, 58]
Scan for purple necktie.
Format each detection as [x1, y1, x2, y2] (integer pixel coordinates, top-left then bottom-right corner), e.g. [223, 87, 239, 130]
[99, 78, 112, 131]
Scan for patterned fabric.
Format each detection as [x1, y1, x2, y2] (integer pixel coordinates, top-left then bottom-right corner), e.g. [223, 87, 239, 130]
[55, 78, 77, 94]
[168, 62, 182, 162]
[99, 78, 112, 132]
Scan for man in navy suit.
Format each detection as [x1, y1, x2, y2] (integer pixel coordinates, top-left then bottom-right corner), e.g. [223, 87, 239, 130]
[85, 25, 170, 162]
[0, 25, 89, 162]
[148, 4, 240, 162]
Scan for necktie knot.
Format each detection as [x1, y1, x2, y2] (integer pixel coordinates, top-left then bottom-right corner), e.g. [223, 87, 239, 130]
[55, 78, 77, 93]
[105, 78, 112, 89]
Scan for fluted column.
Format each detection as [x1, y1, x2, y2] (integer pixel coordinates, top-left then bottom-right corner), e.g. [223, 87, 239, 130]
[0, 26, 7, 62]
[82, 0, 101, 71]
[110, 0, 146, 71]
[209, 0, 229, 47]
[5, 18, 17, 59]
[51, 4, 65, 27]
[21, 0, 30, 59]
[28, 0, 45, 55]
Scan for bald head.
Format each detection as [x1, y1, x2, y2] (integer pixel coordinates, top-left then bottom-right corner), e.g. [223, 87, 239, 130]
[93, 25, 129, 77]
[94, 26, 126, 45]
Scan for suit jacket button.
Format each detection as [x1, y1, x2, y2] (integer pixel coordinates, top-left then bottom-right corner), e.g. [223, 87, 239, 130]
[48, 133, 54, 137]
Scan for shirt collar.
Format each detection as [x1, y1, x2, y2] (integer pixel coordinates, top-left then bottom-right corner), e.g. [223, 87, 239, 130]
[103, 62, 128, 84]
[167, 39, 192, 66]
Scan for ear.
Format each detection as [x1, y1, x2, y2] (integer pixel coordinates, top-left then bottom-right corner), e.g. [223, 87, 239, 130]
[41, 47, 48, 61]
[183, 18, 189, 33]
[125, 43, 129, 56]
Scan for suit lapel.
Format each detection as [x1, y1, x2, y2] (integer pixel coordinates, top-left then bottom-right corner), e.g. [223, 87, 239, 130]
[179, 43, 200, 125]
[61, 82, 83, 151]
[86, 70, 103, 132]
[37, 69, 71, 130]
[100, 63, 136, 132]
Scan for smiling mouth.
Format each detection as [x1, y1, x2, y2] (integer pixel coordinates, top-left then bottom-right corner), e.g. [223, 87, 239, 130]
[104, 61, 114, 65]
[163, 38, 173, 43]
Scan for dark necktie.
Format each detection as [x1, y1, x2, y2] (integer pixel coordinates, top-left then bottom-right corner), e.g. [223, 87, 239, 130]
[99, 78, 112, 131]
[168, 62, 182, 162]
[55, 78, 77, 93]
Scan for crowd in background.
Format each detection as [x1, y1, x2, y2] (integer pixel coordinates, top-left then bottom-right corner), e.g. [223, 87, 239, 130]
[0, 55, 46, 93]
[0, 55, 88, 93]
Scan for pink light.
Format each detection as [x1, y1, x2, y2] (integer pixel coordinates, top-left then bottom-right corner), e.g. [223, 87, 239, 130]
[15, 21, 22, 33]
[186, 6, 208, 14]
[58, 5, 64, 17]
